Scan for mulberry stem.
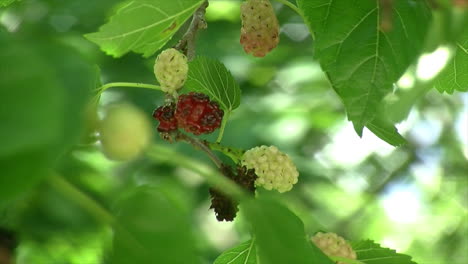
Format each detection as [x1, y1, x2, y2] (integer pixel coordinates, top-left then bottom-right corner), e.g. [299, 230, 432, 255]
[148, 144, 247, 201]
[216, 111, 230, 143]
[207, 142, 244, 164]
[175, 131, 223, 168]
[95, 82, 161, 93]
[93, 82, 161, 104]
[175, 1, 209, 60]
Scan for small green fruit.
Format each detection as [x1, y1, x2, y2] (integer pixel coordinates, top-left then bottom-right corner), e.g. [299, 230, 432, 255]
[99, 104, 152, 161]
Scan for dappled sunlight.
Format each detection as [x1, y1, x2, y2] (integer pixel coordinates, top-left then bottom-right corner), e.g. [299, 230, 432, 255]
[381, 184, 423, 224]
[416, 46, 452, 81]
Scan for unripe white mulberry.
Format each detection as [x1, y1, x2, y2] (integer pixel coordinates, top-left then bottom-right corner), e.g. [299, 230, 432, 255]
[154, 48, 189, 94]
[241, 145, 299, 192]
[99, 104, 152, 161]
[311, 232, 357, 263]
[240, 0, 280, 57]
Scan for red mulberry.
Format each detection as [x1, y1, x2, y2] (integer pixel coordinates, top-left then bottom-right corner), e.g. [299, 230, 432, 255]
[175, 92, 224, 135]
[152, 103, 178, 132]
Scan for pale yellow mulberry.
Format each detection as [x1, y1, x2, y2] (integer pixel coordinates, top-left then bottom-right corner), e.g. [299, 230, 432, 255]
[240, 0, 280, 57]
[311, 232, 357, 264]
[154, 48, 188, 94]
[241, 145, 298, 192]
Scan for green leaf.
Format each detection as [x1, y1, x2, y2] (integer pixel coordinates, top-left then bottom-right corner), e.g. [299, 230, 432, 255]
[214, 239, 257, 264]
[109, 185, 201, 264]
[366, 117, 406, 147]
[85, 0, 204, 57]
[435, 37, 468, 93]
[297, 0, 431, 134]
[0, 39, 62, 158]
[351, 240, 417, 264]
[242, 198, 334, 264]
[0, 0, 18, 7]
[0, 151, 50, 203]
[185, 56, 241, 113]
[0, 33, 95, 201]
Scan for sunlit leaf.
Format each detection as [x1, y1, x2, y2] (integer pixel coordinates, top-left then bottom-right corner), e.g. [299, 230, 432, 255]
[185, 56, 241, 113]
[297, 0, 431, 135]
[214, 239, 257, 264]
[435, 36, 468, 93]
[85, 0, 204, 57]
[352, 240, 417, 264]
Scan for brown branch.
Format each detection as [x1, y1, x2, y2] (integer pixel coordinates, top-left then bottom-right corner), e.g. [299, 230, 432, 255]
[173, 131, 223, 168]
[174, 1, 209, 60]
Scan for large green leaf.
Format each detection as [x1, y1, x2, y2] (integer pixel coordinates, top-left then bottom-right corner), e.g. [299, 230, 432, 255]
[0, 39, 62, 158]
[0, 33, 95, 201]
[185, 56, 241, 113]
[435, 35, 468, 93]
[214, 239, 257, 264]
[351, 240, 417, 264]
[109, 185, 201, 264]
[0, 0, 18, 7]
[242, 198, 334, 264]
[297, 0, 431, 135]
[85, 0, 204, 57]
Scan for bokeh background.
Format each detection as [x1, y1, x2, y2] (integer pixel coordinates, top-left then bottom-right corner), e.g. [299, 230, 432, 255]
[0, 0, 467, 263]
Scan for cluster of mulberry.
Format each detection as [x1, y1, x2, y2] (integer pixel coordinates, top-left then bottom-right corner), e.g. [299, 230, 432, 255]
[242, 145, 299, 193]
[152, 92, 224, 135]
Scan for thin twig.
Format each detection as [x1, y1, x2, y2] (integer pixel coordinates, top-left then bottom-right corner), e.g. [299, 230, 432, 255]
[175, 1, 209, 60]
[148, 144, 247, 201]
[174, 131, 223, 168]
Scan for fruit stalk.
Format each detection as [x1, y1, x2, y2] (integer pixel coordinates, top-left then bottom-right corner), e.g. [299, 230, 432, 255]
[174, 131, 223, 168]
[175, 1, 209, 60]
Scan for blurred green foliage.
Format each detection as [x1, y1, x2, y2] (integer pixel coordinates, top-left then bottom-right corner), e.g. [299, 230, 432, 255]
[0, 0, 467, 264]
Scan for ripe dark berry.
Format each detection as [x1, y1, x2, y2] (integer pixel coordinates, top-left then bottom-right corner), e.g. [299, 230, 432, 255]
[175, 92, 224, 135]
[153, 103, 178, 132]
[209, 165, 257, 222]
